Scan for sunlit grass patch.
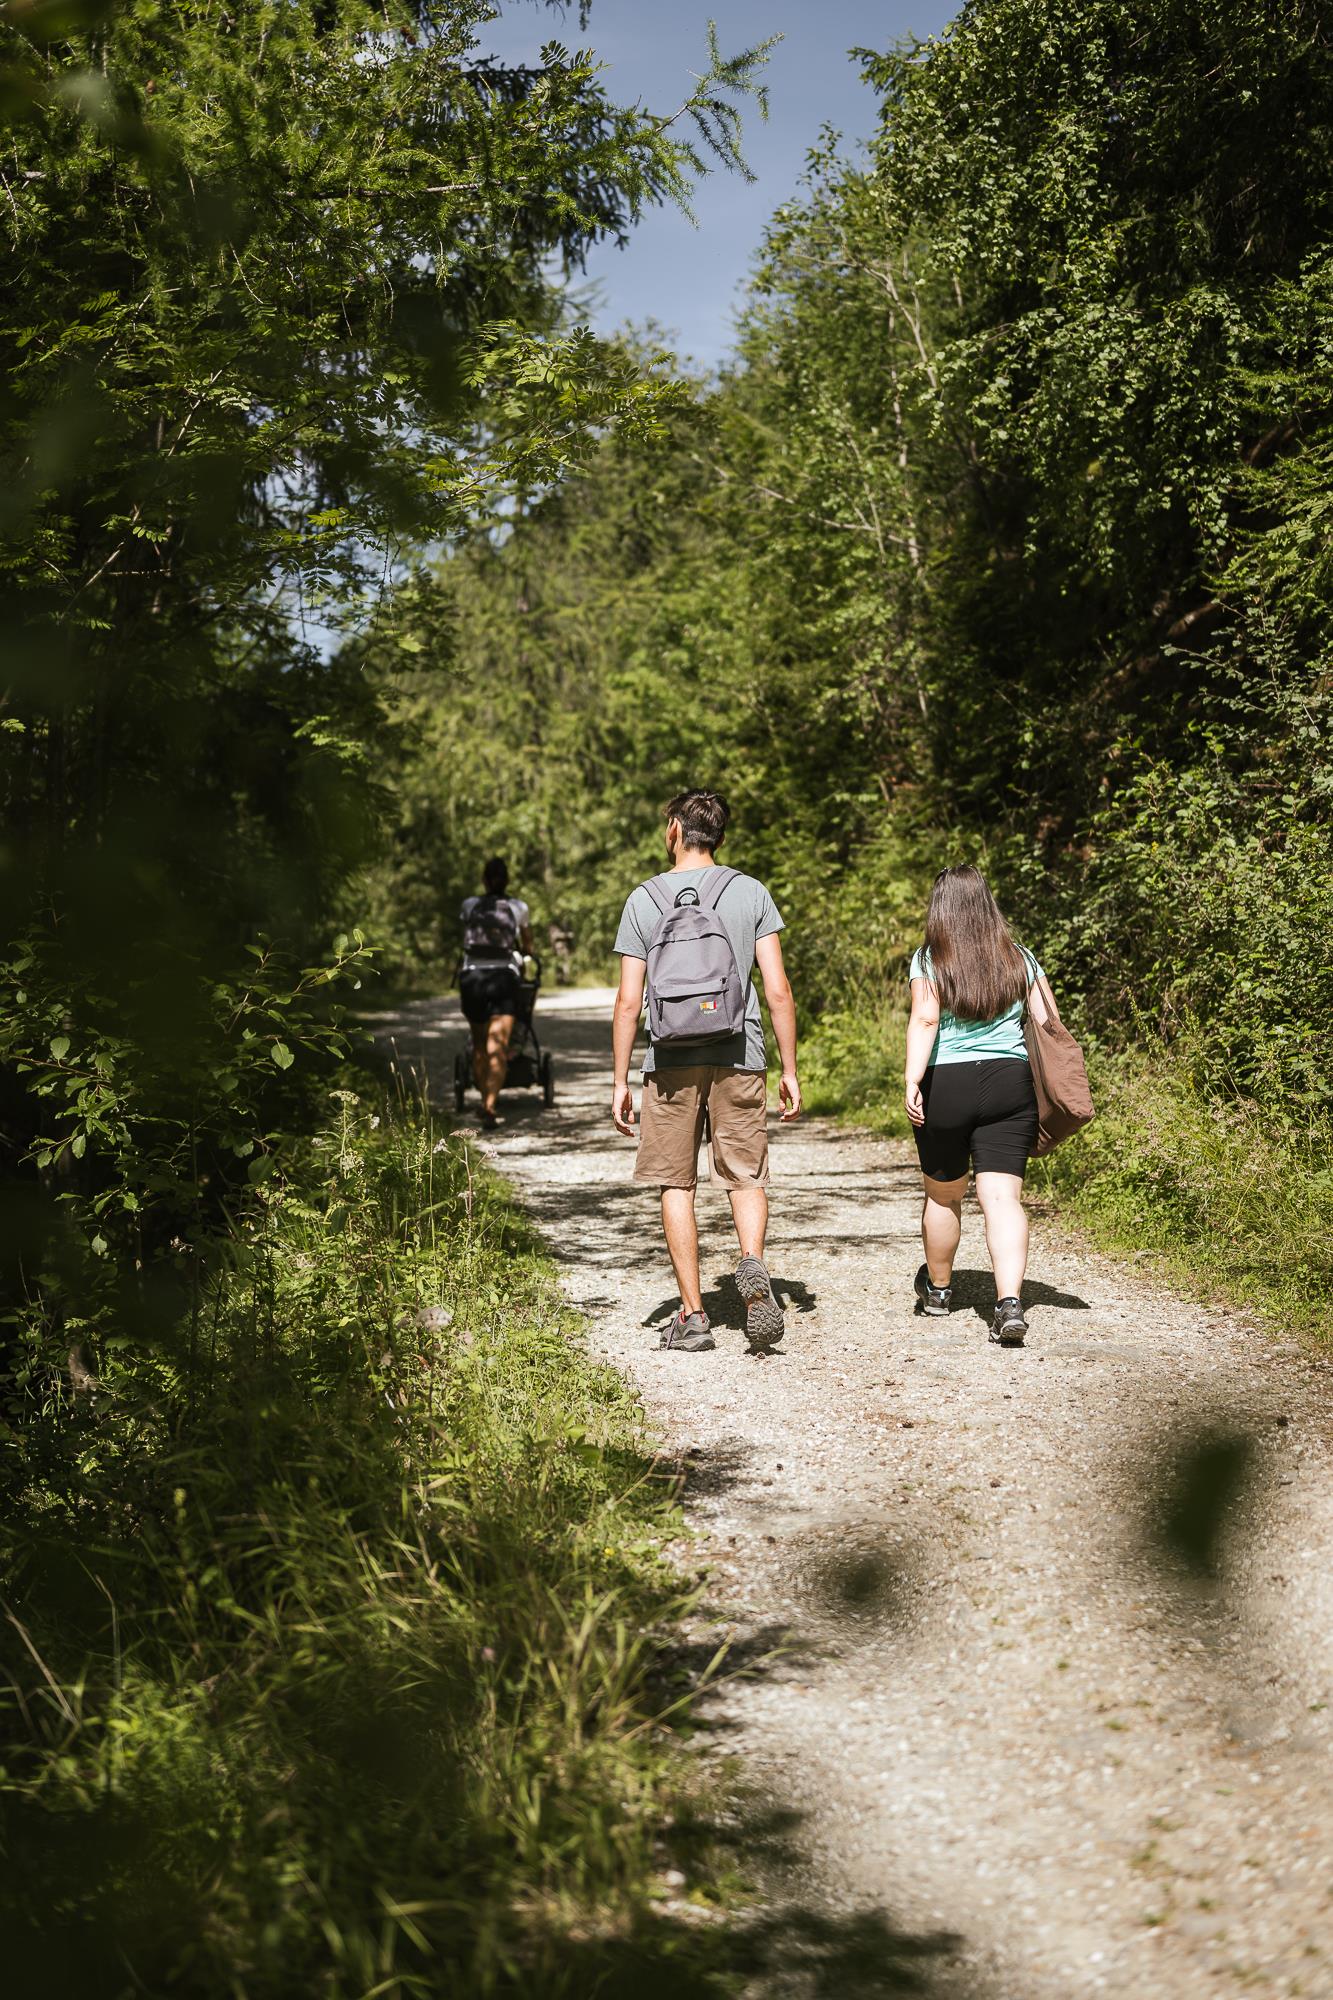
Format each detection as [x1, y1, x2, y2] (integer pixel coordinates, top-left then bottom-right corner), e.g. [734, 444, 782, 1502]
[1031, 1049, 1333, 1346]
[796, 995, 911, 1138]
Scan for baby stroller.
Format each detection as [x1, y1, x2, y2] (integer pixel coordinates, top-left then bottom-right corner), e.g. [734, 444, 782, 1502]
[453, 956, 555, 1113]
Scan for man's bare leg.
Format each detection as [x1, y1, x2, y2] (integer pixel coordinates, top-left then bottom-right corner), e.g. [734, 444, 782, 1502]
[661, 1187, 704, 1316]
[728, 1185, 768, 1260]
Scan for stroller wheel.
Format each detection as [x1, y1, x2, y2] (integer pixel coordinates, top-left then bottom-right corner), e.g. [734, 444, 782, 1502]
[453, 1048, 467, 1114]
[541, 1051, 555, 1107]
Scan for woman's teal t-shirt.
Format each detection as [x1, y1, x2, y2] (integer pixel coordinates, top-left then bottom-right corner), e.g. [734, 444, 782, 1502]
[909, 945, 1041, 1067]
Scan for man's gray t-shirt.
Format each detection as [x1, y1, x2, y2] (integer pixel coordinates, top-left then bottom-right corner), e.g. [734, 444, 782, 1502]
[614, 866, 784, 1074]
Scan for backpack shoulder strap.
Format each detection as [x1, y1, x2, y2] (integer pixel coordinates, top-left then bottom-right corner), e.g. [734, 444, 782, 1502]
[699, 865, 739, 910]
[640, 877, 671, 916]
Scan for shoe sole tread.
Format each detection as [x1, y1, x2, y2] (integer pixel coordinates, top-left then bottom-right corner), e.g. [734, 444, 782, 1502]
[736, 1261, 785, 1349]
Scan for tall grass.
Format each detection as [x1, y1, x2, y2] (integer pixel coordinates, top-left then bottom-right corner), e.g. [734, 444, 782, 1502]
[1031, 1051, 1333, 1343]
[0, 1089, 719, 1994]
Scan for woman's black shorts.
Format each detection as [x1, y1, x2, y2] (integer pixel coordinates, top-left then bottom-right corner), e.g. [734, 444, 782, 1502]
[913, 1058, 1038, 1182]
[459, 965, 522, 1026]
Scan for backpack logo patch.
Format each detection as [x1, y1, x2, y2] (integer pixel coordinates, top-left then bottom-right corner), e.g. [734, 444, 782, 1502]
[699, 999, 718, 1012]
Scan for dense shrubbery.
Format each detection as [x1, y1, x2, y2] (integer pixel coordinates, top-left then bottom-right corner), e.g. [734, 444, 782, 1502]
[0, 9, 782, 1983]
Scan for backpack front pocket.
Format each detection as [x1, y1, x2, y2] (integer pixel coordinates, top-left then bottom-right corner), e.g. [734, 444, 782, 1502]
[653, 988, 735, 1041]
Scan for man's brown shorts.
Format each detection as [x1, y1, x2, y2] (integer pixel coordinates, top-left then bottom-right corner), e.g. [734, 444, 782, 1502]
[634, 1066, 769, 1190]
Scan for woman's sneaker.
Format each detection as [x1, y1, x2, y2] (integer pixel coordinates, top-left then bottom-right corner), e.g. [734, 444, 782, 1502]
[659, 1310, 715, 1353]
[913, 1264, 952, 1316]
[989, 1297, 1028, 1347]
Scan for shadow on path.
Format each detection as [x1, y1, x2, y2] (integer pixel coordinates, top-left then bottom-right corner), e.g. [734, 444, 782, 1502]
[941, 1267, 1090, 1319]
[550, 1886, 983, 1999]
[641, 1275, 818, 1335]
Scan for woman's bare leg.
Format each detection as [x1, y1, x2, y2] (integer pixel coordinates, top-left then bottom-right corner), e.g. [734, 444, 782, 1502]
[974, 1170, 1028, 1298]
[480, 1013, 515, 1116]
[921, 1172, 967, 1286]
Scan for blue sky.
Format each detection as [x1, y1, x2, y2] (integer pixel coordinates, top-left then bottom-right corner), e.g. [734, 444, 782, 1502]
[482, 1, 957, 367]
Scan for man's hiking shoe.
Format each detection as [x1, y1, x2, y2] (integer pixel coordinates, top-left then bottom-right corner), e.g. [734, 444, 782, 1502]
[913, 1264, 952, 1317]
[659, 1311, 715, 1353]
[735, 1256, 785, 1353]
[989, 1297, 1028, 1347]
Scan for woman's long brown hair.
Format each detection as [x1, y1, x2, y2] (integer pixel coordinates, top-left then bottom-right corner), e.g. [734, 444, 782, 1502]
[922, 865, 1028, 1023]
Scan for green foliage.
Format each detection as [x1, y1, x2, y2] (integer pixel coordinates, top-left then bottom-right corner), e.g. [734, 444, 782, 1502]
[0, 15, 795, 1977]
[799, 1000, 909, 1135]
[851, 0, 1333, 1104]
[1025, 684, 1333, 1108]
[0, 1092, 722, 1993]
[0, 0, 772, 1390]
[372, 0, 1333, 1135]
[348, 382, 753, 978]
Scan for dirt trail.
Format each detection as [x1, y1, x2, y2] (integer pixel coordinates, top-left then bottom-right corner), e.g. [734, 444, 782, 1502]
[378, 989, 1333, 1998]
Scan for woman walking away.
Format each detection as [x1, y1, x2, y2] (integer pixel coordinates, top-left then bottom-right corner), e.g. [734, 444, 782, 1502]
[904, 866, 1058, 1347]
[458, 857, 534, 1130]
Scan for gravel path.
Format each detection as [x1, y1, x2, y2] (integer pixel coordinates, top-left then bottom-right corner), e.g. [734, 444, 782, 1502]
[377, 989, 1333, 1998]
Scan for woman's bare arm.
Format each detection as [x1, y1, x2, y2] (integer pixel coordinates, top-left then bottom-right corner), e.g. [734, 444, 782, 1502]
[904, 975, 940, 1127]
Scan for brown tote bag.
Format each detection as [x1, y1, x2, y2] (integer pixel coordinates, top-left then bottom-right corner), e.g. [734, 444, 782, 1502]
[1023, 974, 1094, 1157]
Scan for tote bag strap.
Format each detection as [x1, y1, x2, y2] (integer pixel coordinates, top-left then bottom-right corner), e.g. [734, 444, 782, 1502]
[1021, 947, 1058, 1027]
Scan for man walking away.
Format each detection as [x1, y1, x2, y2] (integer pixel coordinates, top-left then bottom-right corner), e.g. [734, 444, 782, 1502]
[459, 857, 534, 1129]
[611, 790, 801, 1353]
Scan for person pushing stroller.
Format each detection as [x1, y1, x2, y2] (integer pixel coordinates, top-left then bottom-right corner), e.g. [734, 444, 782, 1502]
[459, 857, 534, 1128]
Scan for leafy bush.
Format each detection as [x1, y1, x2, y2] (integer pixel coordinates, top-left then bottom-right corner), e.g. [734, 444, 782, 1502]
[0, 0, 772, 1423]
[799, 999, 910, 1136]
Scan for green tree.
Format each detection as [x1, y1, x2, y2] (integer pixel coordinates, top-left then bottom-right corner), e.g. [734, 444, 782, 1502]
[0, 0, 772, 1406]
[373, 0, 1333, 1118]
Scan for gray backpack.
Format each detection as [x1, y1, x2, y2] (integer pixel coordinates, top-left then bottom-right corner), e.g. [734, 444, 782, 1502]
[642, 869, 746, 1049]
